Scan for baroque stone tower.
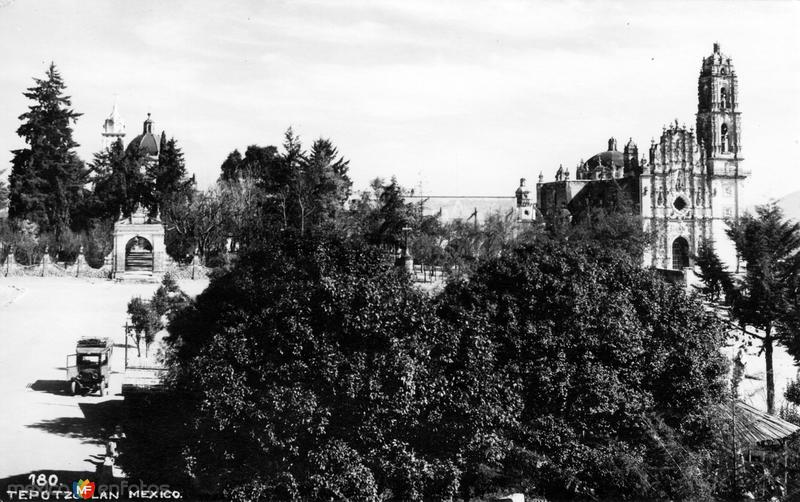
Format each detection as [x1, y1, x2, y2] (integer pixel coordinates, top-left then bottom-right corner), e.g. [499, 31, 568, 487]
[639, 43, 747, 271]
[696, 42, 748, 271]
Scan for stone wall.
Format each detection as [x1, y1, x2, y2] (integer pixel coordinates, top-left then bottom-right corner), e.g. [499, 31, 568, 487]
[0, 250, 210, 280]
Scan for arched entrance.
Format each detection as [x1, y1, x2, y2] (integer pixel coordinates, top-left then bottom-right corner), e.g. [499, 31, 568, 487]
[672, 237, 690, 269]
[125, 236, 154, 272]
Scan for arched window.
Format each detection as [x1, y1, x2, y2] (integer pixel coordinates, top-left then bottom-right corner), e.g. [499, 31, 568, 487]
[720, 87, 728, 108]
[721, 123, 729, 152]
[672, 237, 690, 269]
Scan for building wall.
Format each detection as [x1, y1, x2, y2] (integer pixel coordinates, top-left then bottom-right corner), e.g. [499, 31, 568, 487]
[407, 196, 517, 224]
[536, 180, 590, 220]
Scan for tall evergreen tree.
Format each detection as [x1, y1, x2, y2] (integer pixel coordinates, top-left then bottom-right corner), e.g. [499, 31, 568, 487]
[8, 63, 88, 235]
[89, 139, 124, 220]
[147, 133, 195, 217]
[276, 127, 305, 231]
[89, 139, 148, 220]
[725, 204, 800, 413]
[693, 242, 734, 302]
[302, 138, 352, 227]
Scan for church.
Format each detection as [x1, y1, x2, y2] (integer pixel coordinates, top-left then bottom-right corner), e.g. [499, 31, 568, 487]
[535, 43, 747, 274]
[102, 103, 162, 159]
[100, 105, 169, 280]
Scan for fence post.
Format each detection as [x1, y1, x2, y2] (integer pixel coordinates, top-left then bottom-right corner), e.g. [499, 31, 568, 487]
[75, 246, 86, 278]
[41, 246, 48, 277]
[6, 247, 16, 277]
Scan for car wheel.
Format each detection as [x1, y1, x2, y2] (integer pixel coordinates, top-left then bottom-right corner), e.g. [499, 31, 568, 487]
[69, 381, 77, 396]
[98, 380, 105, 397]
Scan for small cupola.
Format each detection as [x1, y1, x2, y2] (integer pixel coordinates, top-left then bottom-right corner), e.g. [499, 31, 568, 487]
[143, 113, 153, 134]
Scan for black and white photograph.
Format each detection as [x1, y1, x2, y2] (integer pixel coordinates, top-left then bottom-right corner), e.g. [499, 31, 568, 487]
[1, 1, 800, 500]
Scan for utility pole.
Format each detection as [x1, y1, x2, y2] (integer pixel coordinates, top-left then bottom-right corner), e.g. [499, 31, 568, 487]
[731, 395, 737, 497]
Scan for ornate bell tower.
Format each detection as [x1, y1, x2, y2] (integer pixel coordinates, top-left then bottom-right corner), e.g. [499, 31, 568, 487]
[696, 42, 742, 161]
[695, 42, 748, 270]
[101, 100, 126, 150]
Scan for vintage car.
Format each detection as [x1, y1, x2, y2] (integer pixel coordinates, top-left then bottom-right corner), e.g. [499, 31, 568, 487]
[66, 337, 113, 396]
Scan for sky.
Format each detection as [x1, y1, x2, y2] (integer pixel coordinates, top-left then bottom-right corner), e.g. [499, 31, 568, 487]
[0, 0, 798, 206]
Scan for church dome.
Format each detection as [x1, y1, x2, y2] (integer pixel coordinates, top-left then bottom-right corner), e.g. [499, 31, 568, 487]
[584, 137, 624, 171]
[126, 113, 160, 157]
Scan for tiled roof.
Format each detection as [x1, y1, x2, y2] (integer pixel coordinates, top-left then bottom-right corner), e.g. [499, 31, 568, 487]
[127, 132, 159, 157]
[722, 401, 800, 446]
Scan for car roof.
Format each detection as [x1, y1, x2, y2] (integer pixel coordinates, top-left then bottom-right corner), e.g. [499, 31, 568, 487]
[77, 337, 113, 348]
[76, 337, 113, 354]
[76, 347, 110, 355]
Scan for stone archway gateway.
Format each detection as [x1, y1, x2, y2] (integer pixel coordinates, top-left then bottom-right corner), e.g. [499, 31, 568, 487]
[125, 236, 154, 272]
[111, 207, 166, 280]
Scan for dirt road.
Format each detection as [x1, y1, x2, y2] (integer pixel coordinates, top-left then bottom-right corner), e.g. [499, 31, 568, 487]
[0, 277, 207, 491]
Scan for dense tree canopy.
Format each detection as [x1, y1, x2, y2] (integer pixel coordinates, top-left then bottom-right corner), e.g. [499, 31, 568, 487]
[439, 239, 728, 500]
[216, 129, 352, 238]
[118, 227, 729, 501]
[164, 235, 446, 500]
[218, 144, 281, 183]
[89, 133, 194, 222]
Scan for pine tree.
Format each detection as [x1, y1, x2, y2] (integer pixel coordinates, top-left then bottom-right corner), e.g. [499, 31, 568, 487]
[89, 139, 130, 220]
[8, 63, 88, 236]
[303, 138, 352, 225]
[726, 204, 800, 413]
[694, 242, 733, 302]
[147, 133, 195, 217]
[271, 128, 305, 231]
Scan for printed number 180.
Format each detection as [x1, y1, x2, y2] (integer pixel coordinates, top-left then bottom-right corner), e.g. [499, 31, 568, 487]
[28, 473, 58, 486]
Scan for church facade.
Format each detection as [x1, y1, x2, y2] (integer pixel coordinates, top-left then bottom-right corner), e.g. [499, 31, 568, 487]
[536, 43, 748, 272]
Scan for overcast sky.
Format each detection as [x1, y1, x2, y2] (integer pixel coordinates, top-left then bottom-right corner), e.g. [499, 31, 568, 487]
[0, 0, 798, 206]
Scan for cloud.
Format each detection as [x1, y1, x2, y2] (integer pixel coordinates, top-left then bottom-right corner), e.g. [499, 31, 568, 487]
[0, 0, 798, 202]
